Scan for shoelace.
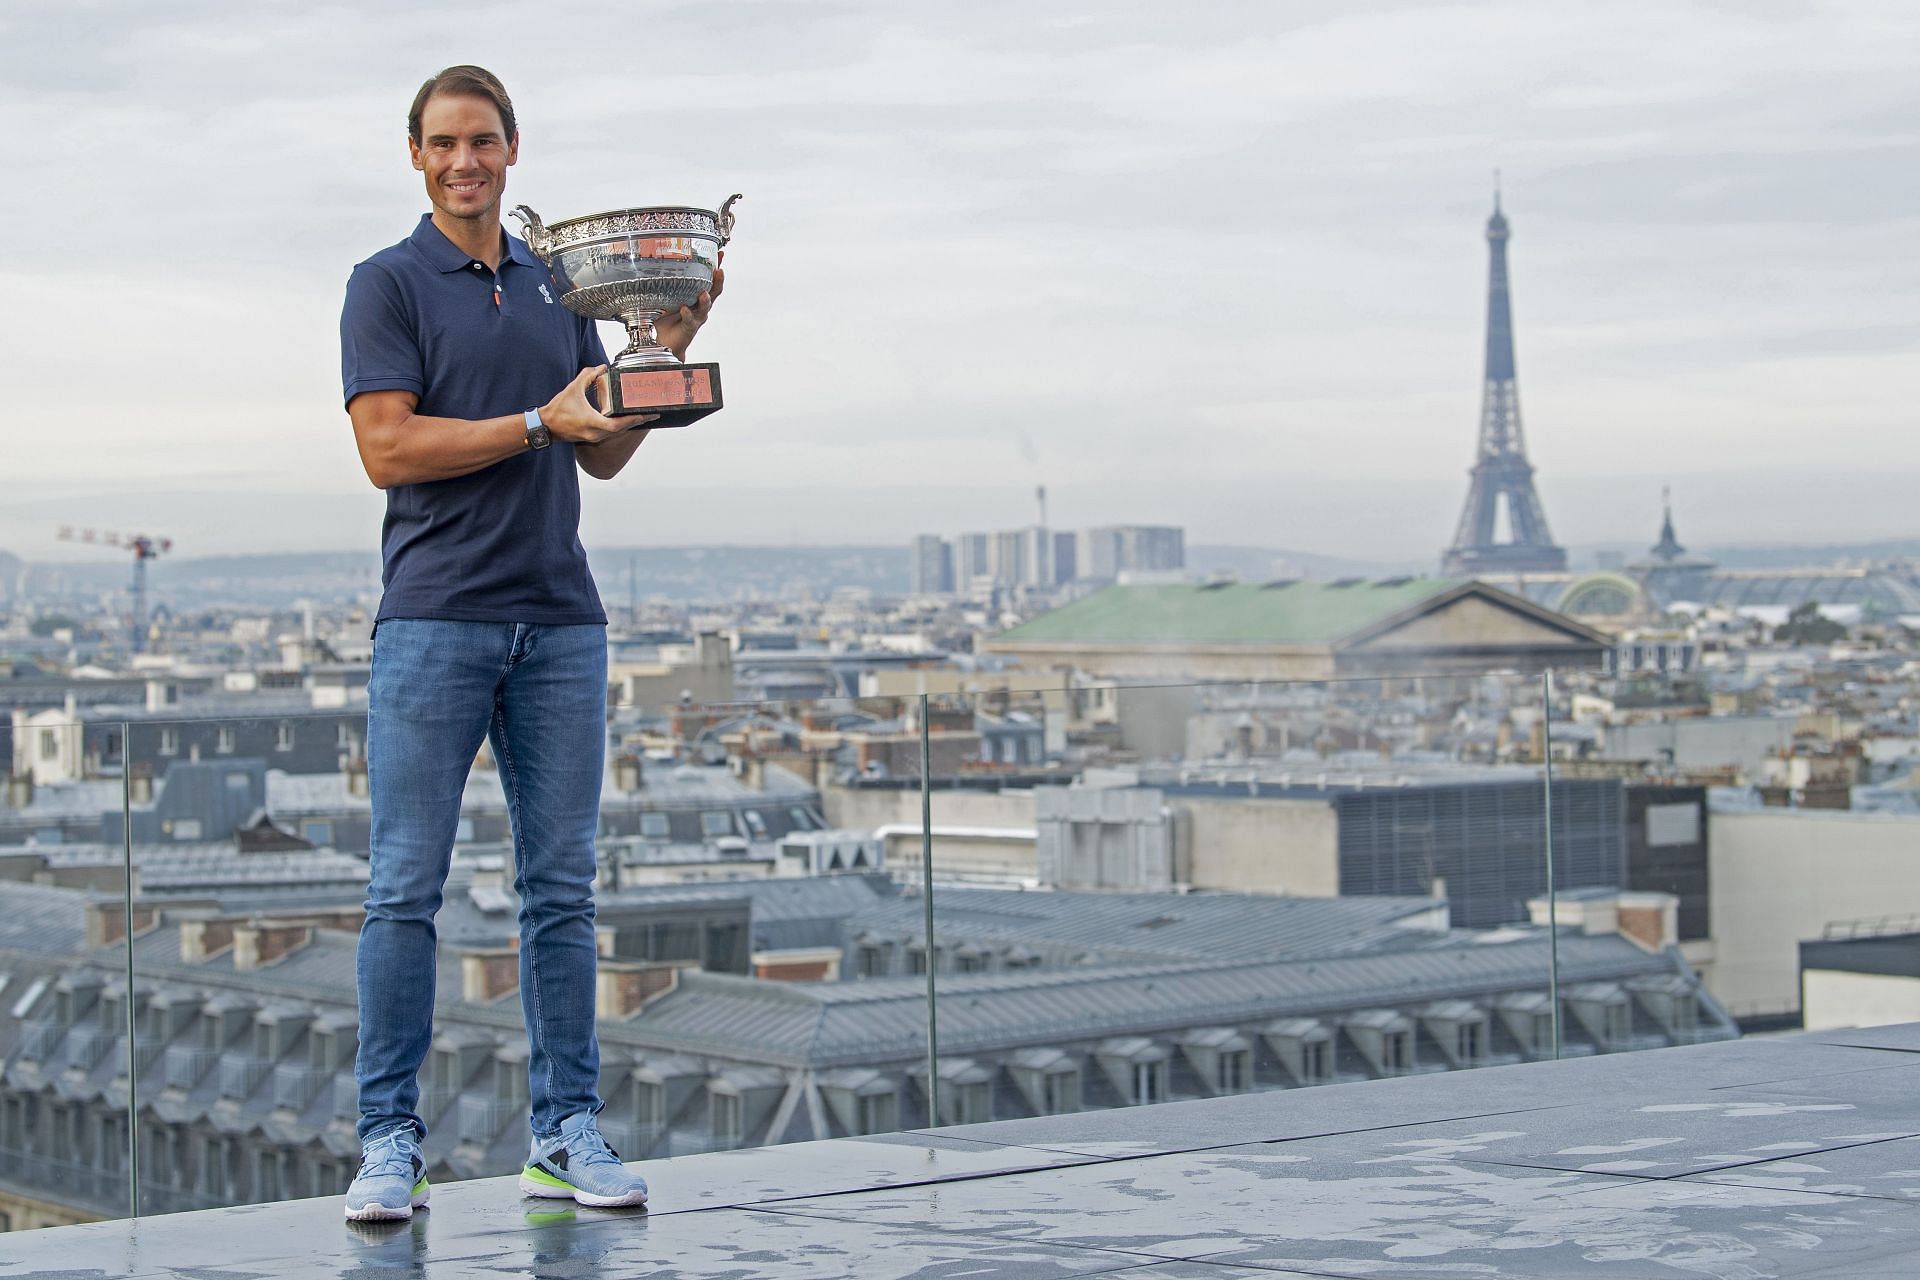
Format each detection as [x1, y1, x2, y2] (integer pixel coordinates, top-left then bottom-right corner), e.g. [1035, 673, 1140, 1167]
[560, 1120, 623, 1170]
[359, 1128, 419, 1180]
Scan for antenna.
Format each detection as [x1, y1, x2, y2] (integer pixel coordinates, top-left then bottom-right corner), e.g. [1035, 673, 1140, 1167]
[1036, 484, 1048, 530]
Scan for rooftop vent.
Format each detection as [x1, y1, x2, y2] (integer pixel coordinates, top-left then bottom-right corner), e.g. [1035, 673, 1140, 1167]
[1259, 579, 1300, 590]
[1328, 578, 1364, 588]
[1376, 576, 1413, 587]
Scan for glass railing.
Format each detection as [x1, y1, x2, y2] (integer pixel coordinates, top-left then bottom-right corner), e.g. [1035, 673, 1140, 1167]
[0, 662, 1744, 1226]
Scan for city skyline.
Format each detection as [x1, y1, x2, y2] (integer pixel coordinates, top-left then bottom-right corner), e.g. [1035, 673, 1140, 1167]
[3, 1, 1917, 563]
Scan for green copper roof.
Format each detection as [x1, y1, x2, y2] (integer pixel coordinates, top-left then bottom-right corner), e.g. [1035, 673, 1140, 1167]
[993, 580, 1466, 648]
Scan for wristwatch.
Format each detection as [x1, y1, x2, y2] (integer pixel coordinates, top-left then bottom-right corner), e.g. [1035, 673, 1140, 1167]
[523, 408, 552, 451]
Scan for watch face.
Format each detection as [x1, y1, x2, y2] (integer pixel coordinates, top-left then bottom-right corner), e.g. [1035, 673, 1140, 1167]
[528, 424, 552, 449]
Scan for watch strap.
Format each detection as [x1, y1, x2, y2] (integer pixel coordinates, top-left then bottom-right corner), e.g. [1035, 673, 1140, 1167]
[523, 408, 552, 450]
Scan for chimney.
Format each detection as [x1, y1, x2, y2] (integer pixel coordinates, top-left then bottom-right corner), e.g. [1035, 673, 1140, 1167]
[595, 960, 685, 1020]
[180, 917, 237, 963]
[613, 753, 644, 794]
[128, 764, 154, 806]
[461, 947, 520, 1003]
[345, 757, 369, 799]
[233, 920, 313, 970]
[4, 772, 30, 809]
[86, 901, 159, 948]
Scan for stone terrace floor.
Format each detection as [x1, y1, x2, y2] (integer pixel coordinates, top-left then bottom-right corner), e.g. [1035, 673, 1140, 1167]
[11, 1024, 1920, 1278]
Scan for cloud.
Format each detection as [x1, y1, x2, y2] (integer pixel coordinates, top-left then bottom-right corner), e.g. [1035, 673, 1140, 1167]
[2, 0, 1917, 561]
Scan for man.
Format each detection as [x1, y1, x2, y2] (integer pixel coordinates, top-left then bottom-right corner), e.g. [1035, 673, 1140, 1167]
[337, 65, 720, 1223]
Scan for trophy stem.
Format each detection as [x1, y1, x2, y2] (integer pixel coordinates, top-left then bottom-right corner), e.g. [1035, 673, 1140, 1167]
[614, 311, 678, 368]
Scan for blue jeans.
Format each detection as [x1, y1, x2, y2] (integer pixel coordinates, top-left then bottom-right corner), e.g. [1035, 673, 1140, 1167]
[355, 620, 607, 1143]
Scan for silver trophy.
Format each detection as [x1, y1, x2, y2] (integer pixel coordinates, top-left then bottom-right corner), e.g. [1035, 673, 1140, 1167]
[512, 195, 740, 425]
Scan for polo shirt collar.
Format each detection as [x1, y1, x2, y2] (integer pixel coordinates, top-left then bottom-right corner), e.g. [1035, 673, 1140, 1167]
[409, 213, 538, 273]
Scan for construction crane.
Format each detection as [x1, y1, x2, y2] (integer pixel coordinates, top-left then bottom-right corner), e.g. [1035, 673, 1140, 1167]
[56, 527, 173, 653]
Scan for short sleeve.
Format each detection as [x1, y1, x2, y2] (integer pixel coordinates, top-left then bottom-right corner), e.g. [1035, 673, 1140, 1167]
[340, 263, 425, 408]
[579, 315, 611, 370]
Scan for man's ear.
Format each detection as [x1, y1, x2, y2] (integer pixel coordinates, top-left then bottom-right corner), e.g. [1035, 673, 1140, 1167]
[506, 132, 520, 167]
[408, 136, 424, 171]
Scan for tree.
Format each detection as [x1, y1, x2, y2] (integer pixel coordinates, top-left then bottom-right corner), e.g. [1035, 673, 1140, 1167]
[1774, 602, 1846, 646]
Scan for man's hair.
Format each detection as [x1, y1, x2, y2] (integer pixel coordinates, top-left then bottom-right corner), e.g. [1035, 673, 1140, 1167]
[408, 65, 517, 144]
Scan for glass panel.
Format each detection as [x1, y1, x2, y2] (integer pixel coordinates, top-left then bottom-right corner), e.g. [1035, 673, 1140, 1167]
[0, 719, 136, 1227]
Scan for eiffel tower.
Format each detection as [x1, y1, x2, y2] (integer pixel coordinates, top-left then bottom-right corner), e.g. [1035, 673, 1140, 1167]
[1441, 189, 1566, 576]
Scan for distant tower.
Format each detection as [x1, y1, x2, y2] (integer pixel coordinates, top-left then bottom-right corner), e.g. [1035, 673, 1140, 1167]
[1650, 486, 1686, 563]
[1441, 187, 1566, 576]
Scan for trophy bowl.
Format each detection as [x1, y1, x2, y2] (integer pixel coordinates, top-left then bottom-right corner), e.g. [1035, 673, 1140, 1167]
[512, 196, 739, 370]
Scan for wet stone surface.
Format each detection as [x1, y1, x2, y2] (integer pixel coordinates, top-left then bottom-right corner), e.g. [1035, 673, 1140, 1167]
[10, 1029, 1920, 1279]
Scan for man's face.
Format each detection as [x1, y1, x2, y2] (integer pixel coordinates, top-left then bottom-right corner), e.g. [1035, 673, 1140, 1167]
[409, 92, 517, 224]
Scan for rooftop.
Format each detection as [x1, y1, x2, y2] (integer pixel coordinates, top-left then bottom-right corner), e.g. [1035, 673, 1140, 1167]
[13, 1022, 1920, 1278]
[992, 579, 1465, 647]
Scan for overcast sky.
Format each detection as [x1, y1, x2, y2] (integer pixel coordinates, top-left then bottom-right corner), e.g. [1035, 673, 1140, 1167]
[3, 0, 1916, 564]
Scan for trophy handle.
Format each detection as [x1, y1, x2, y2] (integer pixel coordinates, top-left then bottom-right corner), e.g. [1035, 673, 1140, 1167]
[715, 194, 743, 246]
[510, 205, 551, 262]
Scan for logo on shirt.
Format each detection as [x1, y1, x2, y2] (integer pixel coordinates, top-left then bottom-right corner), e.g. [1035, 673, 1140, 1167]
[538, 284, 554, 305]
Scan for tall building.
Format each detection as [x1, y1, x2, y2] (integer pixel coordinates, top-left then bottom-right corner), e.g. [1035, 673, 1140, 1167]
[1441, 192, 1567, 576]
[1081, 526, 1186, 581]
[955, 533, 992, 590]
[908, 535, 953, 595]
[1052, 531, 1077, 585]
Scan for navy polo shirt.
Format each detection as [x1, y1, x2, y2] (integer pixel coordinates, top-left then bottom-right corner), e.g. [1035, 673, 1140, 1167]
[341, 214, 610, 625]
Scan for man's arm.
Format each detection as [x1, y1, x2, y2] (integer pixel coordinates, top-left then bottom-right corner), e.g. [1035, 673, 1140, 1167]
[575, 265, 726, 482]
[351, 367, 643, 489]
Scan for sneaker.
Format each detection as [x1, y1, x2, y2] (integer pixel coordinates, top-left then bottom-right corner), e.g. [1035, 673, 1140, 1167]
[519, 1112, 649, 1208]
[344, 1125, 430, 1222]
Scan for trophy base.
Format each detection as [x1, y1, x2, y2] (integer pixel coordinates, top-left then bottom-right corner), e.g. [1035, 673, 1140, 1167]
[597, 362, 723, 427]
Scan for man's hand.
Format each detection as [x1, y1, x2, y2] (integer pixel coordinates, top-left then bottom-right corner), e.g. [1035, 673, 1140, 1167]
[655, 262, 725, 360]
[541, 365, 654, 445]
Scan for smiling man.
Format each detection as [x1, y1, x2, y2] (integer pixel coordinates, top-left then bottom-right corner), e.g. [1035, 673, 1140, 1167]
[337, 65, 719, 1223]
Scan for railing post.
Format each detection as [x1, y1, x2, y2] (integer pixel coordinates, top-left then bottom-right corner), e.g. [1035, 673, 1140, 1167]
[919, 694, 940, 1123]
[1540, 675, 1562, 1060]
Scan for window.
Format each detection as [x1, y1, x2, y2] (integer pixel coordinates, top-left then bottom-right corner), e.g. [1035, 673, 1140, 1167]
[336, 723, 356, 749]
[788, 806, 815, 832]
[1302, 1040, 1330, 1083]
[640, 812, 671, 839]
[699, 811, 735, 839]
[1672, 997, 1698, 1034]
[301, 821, 333, 846]
[1042, 1070, 1080, 1115]
[856, 1091, 897, 1136]
[274, 722, 294, 752]
[1647, 803, 1700, 847]
[1133, 1060, 1167, 1105]
[742, 810, 768, 838]
[1217, 1049, 1251, 1093]
[953, 1080, 992, 1125]
[172, 819, 203, 840]
[1382, 1032, 1412, 1074]
[225, 771, 250, 791]
[857, 945, 886, 978]
[216, 726, 235, 754]
[159, 728, 179, 757]
[1457, 1022, 1485, 1063]
[633, 1081, 665, 1130]
[38, 729, 58, 760]
[906, 947, 929, 975]
[1533, 1013, 1556, 1052]
[712, 1093, 742, 1146]
[1605, 1004, 1631, 1045]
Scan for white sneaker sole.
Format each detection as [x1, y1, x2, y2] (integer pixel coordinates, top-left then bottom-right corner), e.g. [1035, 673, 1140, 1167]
[344, 1187, 430, 1221]
[518, 1173, 647, 1208]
